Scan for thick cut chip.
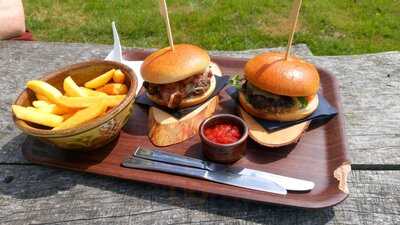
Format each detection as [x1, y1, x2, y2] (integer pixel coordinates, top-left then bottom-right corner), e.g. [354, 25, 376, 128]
[113, 69, 125, 83]
[12, 105, 63, 127]
[80, 87, 108, 96]
[84, 69, 115, 89]
[32, 100, 75, 115]
[27, 80, 63, 103]
[53, 102, 107, 130]
[36, 93, 51, 102]
[64, 76, 87, 97]
[62, 112, 75, 121]
[57, 95, 126, 108]
[96, 83, 128, 95]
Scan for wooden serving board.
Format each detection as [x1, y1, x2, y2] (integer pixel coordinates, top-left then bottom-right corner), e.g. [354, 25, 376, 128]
[21, 50, 350, 209]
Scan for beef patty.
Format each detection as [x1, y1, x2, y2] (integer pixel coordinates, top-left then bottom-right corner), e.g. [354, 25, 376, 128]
[143, 67, 212, 108]
[242, 82, 297, 113]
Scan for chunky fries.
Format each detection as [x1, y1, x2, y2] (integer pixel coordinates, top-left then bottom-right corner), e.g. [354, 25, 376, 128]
[12, 105, 63, 127]
[27, 80, 63, 103]
[80, 87, 108, 96]
[53, 102, 107, 130]
[61, 112, 75, 121]
[15, 67, 128, 131]
[84, 69, 115, 89]
[96, 83, 128, 95]
[32, 100, 75, 115]
[36, 93, 51, 102]
[57, 95, 126, 108]
[113, 69, 126, 83]
[64, 76, 87, 97]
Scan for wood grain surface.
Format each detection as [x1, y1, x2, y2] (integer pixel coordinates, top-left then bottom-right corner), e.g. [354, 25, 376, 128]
[308, 53, 400, 166]
[1, 41, 399, 224]
[1, 165, 399, 225]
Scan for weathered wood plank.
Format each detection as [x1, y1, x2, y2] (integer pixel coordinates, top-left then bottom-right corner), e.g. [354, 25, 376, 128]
[0, 165, 399, 225]
[308, 52, 400, 165]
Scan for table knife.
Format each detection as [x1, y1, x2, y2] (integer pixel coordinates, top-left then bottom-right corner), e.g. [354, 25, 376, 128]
[122, 156, 287, 195]
[134, 147, 314, 191]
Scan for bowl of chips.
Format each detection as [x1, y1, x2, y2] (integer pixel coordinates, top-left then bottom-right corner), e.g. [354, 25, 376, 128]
[12, 60, 137, 150]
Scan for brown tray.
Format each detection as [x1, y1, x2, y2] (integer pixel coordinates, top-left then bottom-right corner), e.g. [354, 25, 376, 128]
[22, 49, 350, 209]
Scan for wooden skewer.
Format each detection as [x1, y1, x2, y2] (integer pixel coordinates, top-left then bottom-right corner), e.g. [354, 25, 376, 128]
[159, 0, 175, 51]
[285, 0, 303, 60]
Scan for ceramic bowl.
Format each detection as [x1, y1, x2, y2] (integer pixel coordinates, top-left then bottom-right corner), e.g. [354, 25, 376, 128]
[199, 114, 249, 163]
[13, 60, 137, 150]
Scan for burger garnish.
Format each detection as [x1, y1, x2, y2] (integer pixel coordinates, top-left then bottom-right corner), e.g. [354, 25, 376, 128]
[141, 44, 216, 109]
[235, 52, 320, 122]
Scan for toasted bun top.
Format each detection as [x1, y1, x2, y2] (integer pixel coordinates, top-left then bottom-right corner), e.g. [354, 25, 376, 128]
[244, 52, 320, 97]
[141, 44, 211, 84]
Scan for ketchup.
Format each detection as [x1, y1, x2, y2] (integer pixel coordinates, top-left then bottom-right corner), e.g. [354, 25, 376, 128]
[204, 123, 242, 144]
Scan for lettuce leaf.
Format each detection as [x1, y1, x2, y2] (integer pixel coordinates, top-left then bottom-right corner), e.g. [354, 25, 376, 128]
[297, 97, 308, 108]
[229, 74, 243, 90]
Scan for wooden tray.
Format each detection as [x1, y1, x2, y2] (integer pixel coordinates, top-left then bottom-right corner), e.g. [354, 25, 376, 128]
[22, 49, 350, 209]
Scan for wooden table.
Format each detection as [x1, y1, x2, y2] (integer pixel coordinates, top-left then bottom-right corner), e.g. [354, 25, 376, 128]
[0, 41, 399, 225]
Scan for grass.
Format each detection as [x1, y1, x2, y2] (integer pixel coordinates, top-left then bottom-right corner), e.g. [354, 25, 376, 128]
[23, 0, 400, 55]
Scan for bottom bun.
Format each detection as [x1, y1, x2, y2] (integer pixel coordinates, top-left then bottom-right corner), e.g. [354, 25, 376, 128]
[239, 91, 319, 121]
[147, 75, 216, 109]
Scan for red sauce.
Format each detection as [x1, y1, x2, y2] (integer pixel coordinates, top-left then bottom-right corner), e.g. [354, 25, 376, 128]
[204, 123, 242, 144]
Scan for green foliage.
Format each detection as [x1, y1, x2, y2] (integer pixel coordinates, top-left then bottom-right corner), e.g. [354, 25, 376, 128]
[23, 0, 399, 55]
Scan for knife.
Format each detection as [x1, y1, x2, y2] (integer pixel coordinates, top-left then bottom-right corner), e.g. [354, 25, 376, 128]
[133, 147, 314, 191]
[122, 155, 287, 195]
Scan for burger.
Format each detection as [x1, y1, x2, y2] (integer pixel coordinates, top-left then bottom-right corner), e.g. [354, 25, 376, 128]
[239, 52, 320, 121]
[141, 44, 215, 109]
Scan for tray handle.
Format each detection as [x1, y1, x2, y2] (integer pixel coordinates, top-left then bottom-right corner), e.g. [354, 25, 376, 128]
[334, 161, 351, 194]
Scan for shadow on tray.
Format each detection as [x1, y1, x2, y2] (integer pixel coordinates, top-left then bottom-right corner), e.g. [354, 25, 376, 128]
[21, 135, 118, 171]
[185, 140, 295, 165]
